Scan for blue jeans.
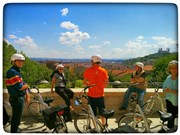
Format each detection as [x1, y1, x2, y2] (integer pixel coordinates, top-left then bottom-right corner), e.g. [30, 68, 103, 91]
[121, 86, 146, 109]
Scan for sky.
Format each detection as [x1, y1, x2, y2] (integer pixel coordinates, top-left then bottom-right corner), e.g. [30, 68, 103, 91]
[3, 3, 178, 59]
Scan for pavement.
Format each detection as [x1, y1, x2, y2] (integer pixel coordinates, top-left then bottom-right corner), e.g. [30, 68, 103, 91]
[3, 114, 173, 133]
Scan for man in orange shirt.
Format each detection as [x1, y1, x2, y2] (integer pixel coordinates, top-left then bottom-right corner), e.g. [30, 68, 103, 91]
[83, 55, 109, 126]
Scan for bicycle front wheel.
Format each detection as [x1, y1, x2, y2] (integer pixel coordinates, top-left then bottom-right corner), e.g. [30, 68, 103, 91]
[118, 114, 146, 133]
[54, 115, 68, 133]
[143, 100, 156, 117]
[27, 101, 48, 122]
[74, 114, 103, 133]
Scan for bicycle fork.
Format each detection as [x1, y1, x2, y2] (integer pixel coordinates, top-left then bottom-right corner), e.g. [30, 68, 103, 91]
[88, 104, 100, 133]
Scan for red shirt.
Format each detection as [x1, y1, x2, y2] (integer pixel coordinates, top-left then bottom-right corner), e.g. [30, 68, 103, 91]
[83, 64, 109, 97]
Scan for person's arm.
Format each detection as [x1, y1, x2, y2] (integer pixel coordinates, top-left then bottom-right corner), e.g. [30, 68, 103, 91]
[25, 89, 30, 104]
[20, 83, 29, 91]
[83, 78, 89, 86]
[130, 72, 146, 83]
[51, 77, 56, 93]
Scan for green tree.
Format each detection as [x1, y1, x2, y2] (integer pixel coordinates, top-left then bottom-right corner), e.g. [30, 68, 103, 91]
[152, 53, 178, 81]
[3, 41, 52, 87]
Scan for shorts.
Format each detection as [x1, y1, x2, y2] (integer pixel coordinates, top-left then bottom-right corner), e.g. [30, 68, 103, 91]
[88, 96, 105, 116]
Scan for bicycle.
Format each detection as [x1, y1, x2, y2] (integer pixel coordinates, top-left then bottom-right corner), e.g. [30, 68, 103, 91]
[27, 85, 68, 133]
[73, 85, 115, 133]
[27, 86, 54, 122]
[128, 80, 166, 117]
[143, 80, 166, 116]
[117, 96, 173, 133]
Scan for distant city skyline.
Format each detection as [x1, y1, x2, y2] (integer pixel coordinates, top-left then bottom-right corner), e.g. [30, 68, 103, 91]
[3, 3, 178, 59]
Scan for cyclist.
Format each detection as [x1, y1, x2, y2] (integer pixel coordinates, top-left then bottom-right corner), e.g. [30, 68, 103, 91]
[5, 54, 30, 133]
[119, 62, 147, 110]
[163, 60, 178, 131]
[50, 63, 75, 121]
[83, 54, 109, 126]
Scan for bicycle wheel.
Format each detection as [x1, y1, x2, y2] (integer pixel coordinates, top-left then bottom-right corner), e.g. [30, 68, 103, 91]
[118, 114, 146, 133]
[128, 93, 138, 112]
[54, 115, 68, 133]
[3, 101, 12, 121]
[143, 100, 156, 117]
[74, 114, 103, 133]
[27, 101, 48, 122]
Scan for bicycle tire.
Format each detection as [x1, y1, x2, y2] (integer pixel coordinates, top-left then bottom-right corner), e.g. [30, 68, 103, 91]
[118, 114, 146, 133]
[54, 115, 68, 133]
[27, 101, 48, 122]
[143, 100, 156, 117]
[74, 114, 103, 133]
[128, 93, 138, 112]
[3, 101, 12, 121]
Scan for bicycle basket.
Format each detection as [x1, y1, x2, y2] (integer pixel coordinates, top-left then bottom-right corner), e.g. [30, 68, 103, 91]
[42, 105, 67, 129]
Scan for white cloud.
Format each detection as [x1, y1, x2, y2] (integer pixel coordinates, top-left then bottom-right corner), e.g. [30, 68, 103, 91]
[89, 45, 101, 49]
[108, 35, 177, 59]
[103, 41, 111, 45]
[8, 34, 17, 39]
[59, 21, 90, 46]
[13, 36, 37, 49]
[60, 21, 78, 30]
[152, 36, 176, 47]
[61, 8, 69, 16]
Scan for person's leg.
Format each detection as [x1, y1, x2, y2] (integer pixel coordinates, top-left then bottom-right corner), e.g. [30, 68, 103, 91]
[97, 97, 106, 126]
[166, 100, 177, 128]
[65, 87, 74, 99]
[88, 97, 97, 116]
[55, 87, 71, 107]
[136, 88, 146, 109]
[120, 87, 134, 109]
[9, 96, 24, 133]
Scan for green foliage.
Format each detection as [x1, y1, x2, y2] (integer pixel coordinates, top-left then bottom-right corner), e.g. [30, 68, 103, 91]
[3, 41, 52, 88]
[75, 80, 84, 88]
[151, 53, 178, 81]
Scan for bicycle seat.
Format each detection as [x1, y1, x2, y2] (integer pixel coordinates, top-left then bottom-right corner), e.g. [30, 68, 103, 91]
[43, 97, 54, 105]
[101, 110, 115, 118]
[157, 110, 173, 122]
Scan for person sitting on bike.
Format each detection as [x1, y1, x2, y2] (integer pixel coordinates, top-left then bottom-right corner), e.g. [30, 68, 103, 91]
[163, 60, 178, 130]
[51, 63, 75, 114]
[83, 54, 109, 126]
[119, 62, 147, 110]
[5, 53, 30, 133]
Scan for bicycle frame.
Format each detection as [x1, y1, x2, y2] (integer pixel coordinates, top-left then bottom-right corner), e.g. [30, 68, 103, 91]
[74, 85, 104, 133]
[148, 88, 166, 112]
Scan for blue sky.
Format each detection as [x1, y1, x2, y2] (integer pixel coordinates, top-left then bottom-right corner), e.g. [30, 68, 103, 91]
[3, 3, 178, 59]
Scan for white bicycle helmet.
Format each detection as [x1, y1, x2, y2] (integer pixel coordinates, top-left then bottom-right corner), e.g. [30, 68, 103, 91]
[135, 62, 144, 69]
[91, 55, 102, 63]
[56, 64, 64, 69]
[11, 54, 25, 62]
[169, 60, 178, 65]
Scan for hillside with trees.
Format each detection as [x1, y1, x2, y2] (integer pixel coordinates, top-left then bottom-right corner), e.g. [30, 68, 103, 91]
[3, 40, 178, 88]
[3, 41, 52, 87]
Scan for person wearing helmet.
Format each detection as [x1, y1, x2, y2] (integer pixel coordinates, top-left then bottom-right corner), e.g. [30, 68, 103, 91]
[119, 62, 146, 110]
[5, 53, 30, 133]
[50, 63, 75, 121]
[83, 55, 109, 126]
[163, 60, 178, 131]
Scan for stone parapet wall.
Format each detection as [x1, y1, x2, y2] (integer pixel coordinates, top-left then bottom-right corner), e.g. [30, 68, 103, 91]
[3, 88, 166, 117]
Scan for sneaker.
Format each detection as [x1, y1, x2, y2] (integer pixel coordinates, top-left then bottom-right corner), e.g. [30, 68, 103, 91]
[119, 107, 126, 110]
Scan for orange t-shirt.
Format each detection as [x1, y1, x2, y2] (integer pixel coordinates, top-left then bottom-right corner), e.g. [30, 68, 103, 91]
[83, 64, 109, 98]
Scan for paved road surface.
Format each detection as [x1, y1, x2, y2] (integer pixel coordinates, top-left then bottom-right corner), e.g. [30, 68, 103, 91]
[3, 116, 169, 133]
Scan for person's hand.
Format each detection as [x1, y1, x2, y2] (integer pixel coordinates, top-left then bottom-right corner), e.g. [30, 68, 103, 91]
[164, 88, 171, 93]
[26, 95, 31, 105]
[51, 89, 54, 93]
